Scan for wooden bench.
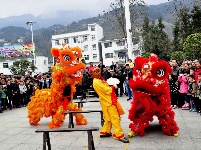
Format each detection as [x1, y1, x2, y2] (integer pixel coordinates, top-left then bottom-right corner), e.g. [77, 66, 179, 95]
[86, 89, 97, 99]
[74, 100, 100, 108]
[76, 95, 83, 99]
[64, 110, 104, 128]
[35, 127, 99, 150]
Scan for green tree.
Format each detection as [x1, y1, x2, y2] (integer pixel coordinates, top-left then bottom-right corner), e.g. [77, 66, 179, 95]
[170, 3, 201, 60]
[170, 51, 186, 63]
[141, 17, 170, 60]
[190, 6, 201, 34]
[141, 51, 150, 58]
[183, 33, 201, 60]
[172, 22, 183, 51]
[9, 60, 37, 75]
[179, 8, 191, 42]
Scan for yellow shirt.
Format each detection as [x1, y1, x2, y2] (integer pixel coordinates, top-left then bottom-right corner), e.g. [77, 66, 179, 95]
[93, 78, 112, 106]
[93, 78, 124, 121]
[127, 62, 134, 68]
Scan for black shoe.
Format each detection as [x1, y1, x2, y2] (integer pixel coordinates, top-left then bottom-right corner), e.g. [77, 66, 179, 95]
[127, 98, 132, 101]
[100, 133, 112, 138]
[0, 110, 3, 113]
[119, 137, 129, 143]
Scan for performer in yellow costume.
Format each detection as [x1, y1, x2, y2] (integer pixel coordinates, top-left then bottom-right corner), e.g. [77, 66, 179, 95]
[92, 67, 129, 143]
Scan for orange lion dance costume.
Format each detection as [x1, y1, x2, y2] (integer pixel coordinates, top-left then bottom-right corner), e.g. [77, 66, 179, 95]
[27, 46, 87, 128]
[128, 53, 179, 137]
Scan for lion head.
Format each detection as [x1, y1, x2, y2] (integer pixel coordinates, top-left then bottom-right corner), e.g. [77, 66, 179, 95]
[130, 53, 172, 95]
[51, 46, 86, 85]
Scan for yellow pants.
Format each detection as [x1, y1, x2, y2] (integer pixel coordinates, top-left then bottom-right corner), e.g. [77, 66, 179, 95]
[100, 105, 124, 139]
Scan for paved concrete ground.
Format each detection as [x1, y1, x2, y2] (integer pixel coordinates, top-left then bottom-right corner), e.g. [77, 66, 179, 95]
[0, 95, 201, 150]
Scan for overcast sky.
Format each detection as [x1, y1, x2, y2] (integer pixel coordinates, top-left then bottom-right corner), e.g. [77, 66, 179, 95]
[0, 0, 169, 18]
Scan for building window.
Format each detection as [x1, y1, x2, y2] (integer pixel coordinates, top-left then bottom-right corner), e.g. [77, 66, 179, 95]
[105, 53, 113, 58]
[116, 40, 125, 46]
[104, 42, 112, 48]
[92, 44, 96, 51]
[83, 45, 88, 51]
[84, 55, 89, 60]
[93, 54, 97, 60]
[91, 26, 95, 31]
[83, 36, 88, 42]
[91, 35, 96, 41]
[32, 60, 34, 64]
[44, 60, 47, 65]
[55, 40, 59, 45]
[73, 37, 78, 43]
[64, 38, 69, 44]
[118, 52, 126, 58]
[3, 63, 9, 68]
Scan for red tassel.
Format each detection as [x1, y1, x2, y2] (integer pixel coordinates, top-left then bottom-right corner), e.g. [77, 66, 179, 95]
[111, 86, 117, 105]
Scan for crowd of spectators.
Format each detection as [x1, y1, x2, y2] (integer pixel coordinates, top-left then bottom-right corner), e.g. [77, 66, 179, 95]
[169, 59, 201, 115]
[78, 58, 201, 116]
[0, 72, 52, 113]
[1, 58, 200, 116]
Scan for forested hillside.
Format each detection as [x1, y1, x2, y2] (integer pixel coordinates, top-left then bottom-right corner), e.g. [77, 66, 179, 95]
[0, 0, 199, 61]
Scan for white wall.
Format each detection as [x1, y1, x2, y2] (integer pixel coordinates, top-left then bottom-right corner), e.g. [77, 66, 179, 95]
[35, 56, 49, 73]
[0, 56, 48, 75]
[0, 59, 13, 75]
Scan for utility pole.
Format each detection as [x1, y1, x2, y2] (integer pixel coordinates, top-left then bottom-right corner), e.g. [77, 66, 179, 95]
[26, 21, 36, 66]
[124, 0, 133, 61]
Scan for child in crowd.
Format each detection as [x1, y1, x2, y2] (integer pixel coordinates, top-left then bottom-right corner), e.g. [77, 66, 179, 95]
[178, 70, 189, 108]
[189, 68, 195, 76]
[187, 75, 197, 112]
[169, 74, 179, 109]
[33, 82, 40, 96]
[195, 73, 201, 114]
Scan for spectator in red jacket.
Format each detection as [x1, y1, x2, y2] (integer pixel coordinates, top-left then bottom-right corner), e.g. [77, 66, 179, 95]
[195, 59, 201, 82]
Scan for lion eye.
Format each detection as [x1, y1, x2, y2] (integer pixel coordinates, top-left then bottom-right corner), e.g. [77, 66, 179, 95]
[63, 55, 71, 61]
[157, 69, 164, 77]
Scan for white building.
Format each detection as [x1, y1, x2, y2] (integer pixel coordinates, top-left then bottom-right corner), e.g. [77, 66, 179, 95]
[0, 39, 5, 42]
[0, 56, 49, 75]
[100, 37, 143, 67]
[100, 38, 127, 67]
[52, 23, 104, 65]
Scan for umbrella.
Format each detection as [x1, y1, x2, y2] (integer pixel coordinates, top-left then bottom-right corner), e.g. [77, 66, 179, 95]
[107, 77, 120, 85]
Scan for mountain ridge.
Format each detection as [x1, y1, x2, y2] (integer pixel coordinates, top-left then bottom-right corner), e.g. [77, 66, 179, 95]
[0, 0, 197, 61]
[0, 10, 91, 29]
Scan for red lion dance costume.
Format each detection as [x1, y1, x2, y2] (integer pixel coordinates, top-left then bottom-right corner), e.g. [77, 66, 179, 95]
[128, 53, 179, 137]
[27, 46, 87, 128]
